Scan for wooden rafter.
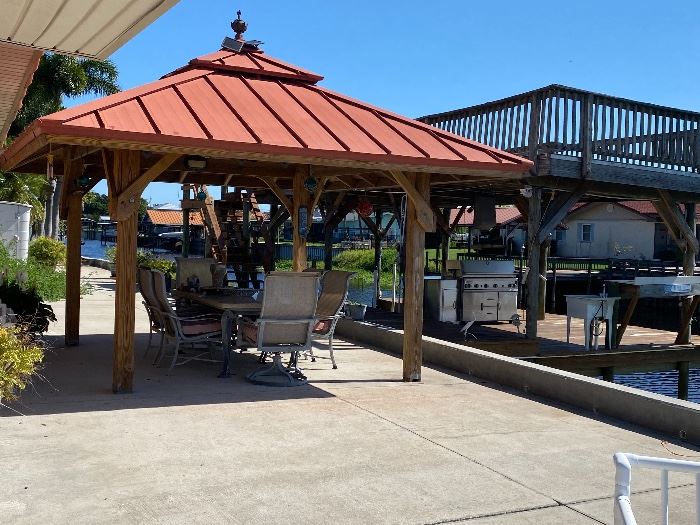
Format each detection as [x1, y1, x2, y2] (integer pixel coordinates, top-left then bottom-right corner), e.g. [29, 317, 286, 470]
[388, 170, 435, 232]
[537, 186, 585, 243]
[114, 153, 180, 221]
[656, 189, 699, 253]
[264, 177, 293, 213]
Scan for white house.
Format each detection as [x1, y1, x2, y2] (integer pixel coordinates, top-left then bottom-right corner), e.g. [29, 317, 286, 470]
[556, 202, 658, 259]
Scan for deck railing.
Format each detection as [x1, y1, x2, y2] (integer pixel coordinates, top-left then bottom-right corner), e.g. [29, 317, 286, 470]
[420, 85, 700, 172]
[613, 452, 700, 525]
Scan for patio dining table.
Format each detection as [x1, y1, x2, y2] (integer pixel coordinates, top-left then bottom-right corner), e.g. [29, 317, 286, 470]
[172, 289, 263, 377]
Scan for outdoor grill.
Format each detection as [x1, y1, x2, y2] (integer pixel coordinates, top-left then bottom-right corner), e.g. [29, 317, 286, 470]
[460, 260, 518, 322]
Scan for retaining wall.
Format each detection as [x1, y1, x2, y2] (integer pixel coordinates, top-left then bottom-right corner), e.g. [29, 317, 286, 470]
[336, 318, 700, 444]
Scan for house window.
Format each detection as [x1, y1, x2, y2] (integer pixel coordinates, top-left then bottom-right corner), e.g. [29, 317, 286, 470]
[554, 229, 566, 241]
[579, 223, 594, 243]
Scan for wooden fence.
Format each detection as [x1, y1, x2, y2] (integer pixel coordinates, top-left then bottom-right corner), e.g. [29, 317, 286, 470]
[420, 84, 700, 172]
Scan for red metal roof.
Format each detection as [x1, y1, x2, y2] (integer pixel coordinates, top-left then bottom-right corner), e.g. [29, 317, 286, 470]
[145, 209, 204, 226]
[1, 46, 532, 176]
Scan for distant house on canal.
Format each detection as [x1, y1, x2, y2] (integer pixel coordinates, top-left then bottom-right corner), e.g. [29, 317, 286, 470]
[451, 202, 700, 260]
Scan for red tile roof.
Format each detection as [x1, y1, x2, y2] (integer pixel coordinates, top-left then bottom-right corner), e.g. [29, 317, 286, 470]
[1, 47, 532, 177]
[450, 206, 522, 226]
[145, 209, 204, 226]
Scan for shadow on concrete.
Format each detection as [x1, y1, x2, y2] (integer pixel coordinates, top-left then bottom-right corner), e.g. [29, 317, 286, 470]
[1, 333, 334, 417]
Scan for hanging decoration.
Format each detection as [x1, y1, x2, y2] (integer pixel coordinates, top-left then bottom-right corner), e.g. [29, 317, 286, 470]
[356, 198, 373, 218]
[303, 176, 317, 193]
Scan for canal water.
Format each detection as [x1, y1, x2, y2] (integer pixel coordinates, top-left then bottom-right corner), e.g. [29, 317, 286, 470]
[81, 241, 697, 403]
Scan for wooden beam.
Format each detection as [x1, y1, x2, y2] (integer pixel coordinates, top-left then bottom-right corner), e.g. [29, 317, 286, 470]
[388, 170, 435, 232]
[402, 173, 430, 381]
[537, 187, 584, 243]
[113, 153, 180, 221]
[431, 204, 451, 235]
[657, 189, 699, 253]
[450, 205, 467, 231]
[111, 150, 141, 394]
[264, 177, 293, 213]
[58, 145, 84, 220]
[310, 176, 329, 212]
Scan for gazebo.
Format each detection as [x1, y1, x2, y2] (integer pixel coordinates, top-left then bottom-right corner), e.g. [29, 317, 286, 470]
[0, 19, 532, 392]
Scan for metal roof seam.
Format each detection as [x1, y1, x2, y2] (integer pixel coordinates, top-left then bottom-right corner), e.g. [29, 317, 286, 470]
[135, 97, 161, 134]
[171, 84, 214, 140]
[93, 110, 105, 129]
[372, 110, 431, 158]
[427, 128, 470, 161]
[201, 74, 261, 144]
[83, 1, 148, 56]
[30, 0, 70, 46]
[315, 84, 525, 165]
[59, 69, 209, 124]
[238, 76, 308, 149]
[246, 53, 268, 72]
[314, 89, 392, 155]
[274, 80, 350, 152]
[53, 1, 101, 52]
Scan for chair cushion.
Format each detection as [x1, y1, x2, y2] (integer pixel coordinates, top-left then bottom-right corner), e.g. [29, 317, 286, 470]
[313, 319, 332, 334]
[181, 321, 221, 336]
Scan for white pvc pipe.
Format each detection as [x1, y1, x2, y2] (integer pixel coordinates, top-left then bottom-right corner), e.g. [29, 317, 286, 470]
[660, 469, 669, 525]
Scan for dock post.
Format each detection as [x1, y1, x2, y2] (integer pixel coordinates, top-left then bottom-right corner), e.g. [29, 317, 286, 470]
[601, 366, 615, 382]
[526, 187, 542, 338]
[677, 361, 690, 401]
[678, 203, 697, 344]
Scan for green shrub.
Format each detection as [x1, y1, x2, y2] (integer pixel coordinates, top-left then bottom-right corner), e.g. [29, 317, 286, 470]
[104, 245, 116, 263]
[0, 326, 44, 403]
[0, 242, 68, 302]
[28, 236, 66, 267]
[332, 248, 397, 272]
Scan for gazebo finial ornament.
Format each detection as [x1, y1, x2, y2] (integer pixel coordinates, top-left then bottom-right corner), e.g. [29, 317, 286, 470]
[231, 10, 247, 41]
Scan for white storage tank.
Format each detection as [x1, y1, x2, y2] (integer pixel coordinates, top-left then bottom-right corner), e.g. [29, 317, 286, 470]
[0, 201, 32, 260]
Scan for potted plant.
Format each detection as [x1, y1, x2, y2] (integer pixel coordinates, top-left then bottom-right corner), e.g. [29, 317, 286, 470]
[104, 246, 117, 277]
[346, 301, 367, 321]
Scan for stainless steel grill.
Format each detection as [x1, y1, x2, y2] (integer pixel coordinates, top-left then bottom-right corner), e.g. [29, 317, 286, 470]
[460, 260, 517, 322]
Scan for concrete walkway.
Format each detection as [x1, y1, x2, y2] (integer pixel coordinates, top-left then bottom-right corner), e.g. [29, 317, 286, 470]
[0, 267, 698, 524]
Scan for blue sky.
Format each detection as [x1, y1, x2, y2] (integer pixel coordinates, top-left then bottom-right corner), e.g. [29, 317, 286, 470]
[73, 0, 700, 204]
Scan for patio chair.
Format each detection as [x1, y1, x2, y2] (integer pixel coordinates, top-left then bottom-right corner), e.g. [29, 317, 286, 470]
[137, 268, 166, 358]
[304, 270, 355, 369]
[151, 270, 224, 373]
[241, 272, 319, 386]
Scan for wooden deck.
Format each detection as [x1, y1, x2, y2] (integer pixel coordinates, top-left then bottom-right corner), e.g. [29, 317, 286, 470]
[362, 309, 700, 383]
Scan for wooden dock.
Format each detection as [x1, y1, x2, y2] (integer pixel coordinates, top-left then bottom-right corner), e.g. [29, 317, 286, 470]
[362, 309, 700, 399]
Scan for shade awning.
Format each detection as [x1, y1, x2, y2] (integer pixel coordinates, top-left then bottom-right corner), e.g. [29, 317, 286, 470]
[1, 44, 532, 181]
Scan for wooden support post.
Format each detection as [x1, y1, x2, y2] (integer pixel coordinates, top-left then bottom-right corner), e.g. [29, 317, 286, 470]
[110, 150, 141, 394]
[403, 173, 430, 382]
[678, 203, 697, 344]
[182, 185, 190, 258]
[65, 191, 82, 346]
[677, 361, 690, 401]
[616, 285, 640, 347]
[538, 240, 549, 320]
[526, 187, 542, 338]
[292, 166, 311, 271]
[441, 208, 451, 274]
[601, 366, 615, 383]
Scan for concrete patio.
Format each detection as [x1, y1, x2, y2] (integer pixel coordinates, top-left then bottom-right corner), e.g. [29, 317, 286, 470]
[0, 268, 698, 524]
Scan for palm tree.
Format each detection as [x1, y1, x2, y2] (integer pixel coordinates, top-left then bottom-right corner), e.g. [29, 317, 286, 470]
[7, 54, 120, 237]
[9, 54, 119, 136]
